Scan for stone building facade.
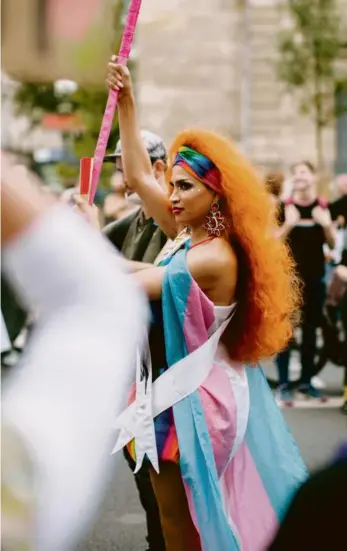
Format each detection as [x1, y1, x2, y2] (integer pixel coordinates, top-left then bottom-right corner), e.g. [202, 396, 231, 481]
[135, 0, 347, 174]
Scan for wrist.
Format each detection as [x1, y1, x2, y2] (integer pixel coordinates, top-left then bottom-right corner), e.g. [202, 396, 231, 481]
[118, 91, 135, 108]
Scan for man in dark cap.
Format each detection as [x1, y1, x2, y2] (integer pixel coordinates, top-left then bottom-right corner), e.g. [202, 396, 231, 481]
[103, 130, 168, 265]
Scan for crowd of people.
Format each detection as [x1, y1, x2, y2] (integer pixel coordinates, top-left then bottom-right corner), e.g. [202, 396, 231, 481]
[265, 168, 347, 412]
[1, 57, 346, 551]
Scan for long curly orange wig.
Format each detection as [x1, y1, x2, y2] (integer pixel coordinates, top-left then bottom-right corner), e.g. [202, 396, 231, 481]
[167, 128, 300, 363]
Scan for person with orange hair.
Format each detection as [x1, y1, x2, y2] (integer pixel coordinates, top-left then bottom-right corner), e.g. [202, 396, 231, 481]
[106, 61, 307, 551]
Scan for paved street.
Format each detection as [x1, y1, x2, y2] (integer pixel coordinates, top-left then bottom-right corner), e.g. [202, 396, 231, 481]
[78, 359, 347, 551]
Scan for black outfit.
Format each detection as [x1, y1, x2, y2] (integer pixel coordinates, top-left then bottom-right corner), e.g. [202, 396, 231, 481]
[330, 194, 347, 266]
[279, 200, 327, 282]
[276, 200, 327, 387]
[329, 194, 347, 222]
[329, 194, 347, 412]
[104, 211, 167, 551]
[268, 457, 347, 551]
[340, 291, 347, 413]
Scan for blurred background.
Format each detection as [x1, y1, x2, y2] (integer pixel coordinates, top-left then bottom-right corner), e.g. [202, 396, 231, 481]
[2, 0, 347, 200]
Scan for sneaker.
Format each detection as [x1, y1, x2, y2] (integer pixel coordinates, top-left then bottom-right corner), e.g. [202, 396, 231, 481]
[341, 402, 347, 415]
[275, 385, 294, 407]
[297, 384, 328, 402]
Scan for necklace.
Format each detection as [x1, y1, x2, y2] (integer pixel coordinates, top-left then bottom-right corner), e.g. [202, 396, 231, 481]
[190, 236, 215, 250]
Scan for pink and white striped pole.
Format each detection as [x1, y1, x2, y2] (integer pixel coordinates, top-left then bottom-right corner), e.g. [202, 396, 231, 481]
[87, 0, 142, 205]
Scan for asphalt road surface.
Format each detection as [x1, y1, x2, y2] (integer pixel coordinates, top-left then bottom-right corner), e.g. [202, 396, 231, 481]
[79, 359, 347, 551]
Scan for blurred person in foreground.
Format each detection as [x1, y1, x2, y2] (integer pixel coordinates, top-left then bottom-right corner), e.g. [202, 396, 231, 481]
[104, 59, 307, 551]
[267, 442, 347, 551]
[275, 161, 335, 406]
[1, 154, 148, 551]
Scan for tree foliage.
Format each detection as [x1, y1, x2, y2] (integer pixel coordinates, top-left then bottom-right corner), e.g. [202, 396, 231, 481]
[277, 0, 347, 169]
[12, 0, 128, 184]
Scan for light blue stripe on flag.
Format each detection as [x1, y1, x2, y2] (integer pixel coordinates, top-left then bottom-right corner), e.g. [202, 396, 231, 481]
[245, 367, 308, 520]
[173, 393, 241, 551]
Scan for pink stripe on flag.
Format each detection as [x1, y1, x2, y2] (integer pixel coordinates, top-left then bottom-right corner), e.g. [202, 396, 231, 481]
[183, 281, 214, 352]
[199, 366, 237, 477]
[183, 282, 238, 476]
[222, 441, 278, 551]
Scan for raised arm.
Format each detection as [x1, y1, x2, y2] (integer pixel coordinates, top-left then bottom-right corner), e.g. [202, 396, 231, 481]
[106, 59, 177, 239]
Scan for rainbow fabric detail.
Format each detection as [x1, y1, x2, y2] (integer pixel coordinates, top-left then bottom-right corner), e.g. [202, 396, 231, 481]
[126, 403, 179, 463]
[173, 145, 222, 193]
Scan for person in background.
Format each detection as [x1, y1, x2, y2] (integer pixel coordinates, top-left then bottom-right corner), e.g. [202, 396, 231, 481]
[325, 265, 347, 415]
[264, 170, 285, 213]
[103, 157, 138, 225]
[329, 174, 347, 414]
[264, 169, 286, 233]
[275, 161, 336, 405]
[325, 174, 347, 269]
[1, 156, 147, 551]
[103, 131, 169, 265]
[336, 172, 347, 198]
[330, 174, 347, 265]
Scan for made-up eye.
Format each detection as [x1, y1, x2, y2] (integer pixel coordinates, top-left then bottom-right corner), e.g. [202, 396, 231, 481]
[176, 180, 193, 191]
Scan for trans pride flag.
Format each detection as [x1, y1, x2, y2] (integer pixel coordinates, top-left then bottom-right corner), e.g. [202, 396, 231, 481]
[161, 247, 308, 551]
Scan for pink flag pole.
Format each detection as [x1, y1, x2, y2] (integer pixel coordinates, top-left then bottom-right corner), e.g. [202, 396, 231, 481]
[88, 0, 142, 205]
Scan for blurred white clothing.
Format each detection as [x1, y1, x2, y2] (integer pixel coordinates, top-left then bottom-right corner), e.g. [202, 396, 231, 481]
[2, 206, 148, 551]
[1, 310, 11, 353]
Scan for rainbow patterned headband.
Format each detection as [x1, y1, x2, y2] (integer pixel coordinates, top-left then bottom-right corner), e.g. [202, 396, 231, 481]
[173, 145, 222, 194]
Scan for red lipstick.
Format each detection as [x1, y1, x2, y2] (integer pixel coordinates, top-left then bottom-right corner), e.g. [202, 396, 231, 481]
[171, 207, 183, 215]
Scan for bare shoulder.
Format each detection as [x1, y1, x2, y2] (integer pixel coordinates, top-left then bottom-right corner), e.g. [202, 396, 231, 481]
[187, 238, 237, 285]
[210, 238, 238, 268]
